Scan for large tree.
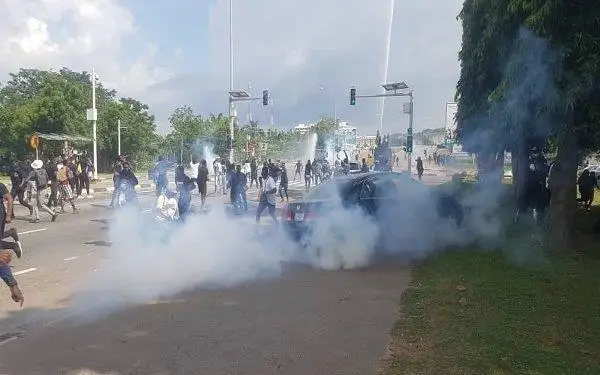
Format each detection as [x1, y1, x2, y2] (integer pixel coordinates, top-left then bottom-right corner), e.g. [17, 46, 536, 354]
[456, 0, 600, 248]
[0, 68, 158, 171]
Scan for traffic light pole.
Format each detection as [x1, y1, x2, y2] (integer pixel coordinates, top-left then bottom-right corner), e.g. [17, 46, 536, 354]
[351, 90, 414, 175]
[228, 95, 267, 164]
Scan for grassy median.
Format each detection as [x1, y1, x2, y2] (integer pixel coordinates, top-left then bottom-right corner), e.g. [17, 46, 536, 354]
[380, 192, 600, 375]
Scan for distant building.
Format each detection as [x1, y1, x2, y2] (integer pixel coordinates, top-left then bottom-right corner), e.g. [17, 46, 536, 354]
[294, 123, 315, 135]
[357, 135, 377, 149]
[334, 122, 357, 152]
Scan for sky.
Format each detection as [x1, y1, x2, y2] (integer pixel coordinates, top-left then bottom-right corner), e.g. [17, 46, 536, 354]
[0, 0, 464, 135]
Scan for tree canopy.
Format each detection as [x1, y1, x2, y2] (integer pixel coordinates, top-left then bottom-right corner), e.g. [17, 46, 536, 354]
[456, 0, 600, 248]
[0, 68, 158, 171]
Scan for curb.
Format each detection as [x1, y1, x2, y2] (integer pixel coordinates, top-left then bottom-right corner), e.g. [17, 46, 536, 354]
[89, 183, 155, 194]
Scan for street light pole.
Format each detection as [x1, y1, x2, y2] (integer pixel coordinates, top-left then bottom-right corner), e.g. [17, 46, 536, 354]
[86, 68, 99, 181]
[407, 92, 414, 176]
[228, 0, 237, 163]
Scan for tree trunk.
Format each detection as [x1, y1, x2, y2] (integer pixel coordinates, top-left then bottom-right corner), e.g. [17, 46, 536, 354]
[477, 150, 503, 186]
[547, 132, 578, 250]
[512, 142, 529, 205]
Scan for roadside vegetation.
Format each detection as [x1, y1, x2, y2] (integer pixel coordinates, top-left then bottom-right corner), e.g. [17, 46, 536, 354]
[379, 190, 600, 375]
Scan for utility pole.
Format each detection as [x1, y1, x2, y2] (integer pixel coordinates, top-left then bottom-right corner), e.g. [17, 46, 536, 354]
[86, 68, 99, 180]
[350, 82, 414, 175]
[118, 119, 122, 156]
[228, 0, 235, 163]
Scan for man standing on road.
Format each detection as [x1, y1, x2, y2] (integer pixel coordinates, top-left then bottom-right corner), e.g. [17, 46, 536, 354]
[109, 155, 124, 208]
[294, 160, 303, 181]
[1, 182, 23, 258]
[8, 161, 33, 218]
[416, 157, 424, 181]
[249, 159, 258, 188]
[256, 169, 278, 226]
[304, 160, 312, 191]
[279, 163, 289, 203]
[153, 156, 169, 197]
[197, 159, 209, 209]
[23, 160, 58, 223]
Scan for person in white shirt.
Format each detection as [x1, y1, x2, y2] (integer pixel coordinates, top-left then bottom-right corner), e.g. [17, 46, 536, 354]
[255, 169, 278, 225]
[156, 190, 179, 221]
[190, 157, 199, 182]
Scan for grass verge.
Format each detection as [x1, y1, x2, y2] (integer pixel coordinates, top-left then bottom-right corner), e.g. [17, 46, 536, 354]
[380, 192, 600, 375]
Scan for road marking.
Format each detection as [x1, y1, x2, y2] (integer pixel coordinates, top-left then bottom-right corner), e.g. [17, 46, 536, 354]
[18, 228, 48, 235]
[14, 268, 37, 275]
[64, 256, 79, 261]
[142, 208, 152, 212]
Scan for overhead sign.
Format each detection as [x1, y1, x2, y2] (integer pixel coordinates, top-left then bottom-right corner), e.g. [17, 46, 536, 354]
[28, 134, 39, 149]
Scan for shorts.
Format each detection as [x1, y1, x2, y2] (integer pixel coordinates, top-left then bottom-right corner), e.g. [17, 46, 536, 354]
[59, 183, 74, 200]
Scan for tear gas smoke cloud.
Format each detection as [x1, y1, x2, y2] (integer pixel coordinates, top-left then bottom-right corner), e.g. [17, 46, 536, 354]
[70, 26, 561, 322]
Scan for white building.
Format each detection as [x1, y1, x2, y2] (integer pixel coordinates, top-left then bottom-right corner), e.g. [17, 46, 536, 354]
[294, 123, 315, 135]
[335, 121, 357, 152]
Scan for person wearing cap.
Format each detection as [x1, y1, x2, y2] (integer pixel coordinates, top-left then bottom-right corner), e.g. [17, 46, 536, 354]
[22, 160, 58, 223]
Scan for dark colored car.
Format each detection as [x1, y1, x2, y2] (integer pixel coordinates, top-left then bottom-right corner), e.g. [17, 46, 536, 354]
[281, 171, 463, 244]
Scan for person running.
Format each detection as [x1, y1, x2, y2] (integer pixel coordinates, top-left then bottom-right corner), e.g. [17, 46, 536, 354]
[256, 169, 278, 226]
[23, 160, 58, 223]
[8, 161, 33, 218]
[1, 183, 23, 258]
[197, 159, 209, 209]
[56, 159, 79, 214]
[0, 250, 24, 306]
[279, 163, 289, 203]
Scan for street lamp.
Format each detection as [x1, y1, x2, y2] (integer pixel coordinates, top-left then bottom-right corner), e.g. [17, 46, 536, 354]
[228, 90, 249, 162]
[381, 81, 414, 175]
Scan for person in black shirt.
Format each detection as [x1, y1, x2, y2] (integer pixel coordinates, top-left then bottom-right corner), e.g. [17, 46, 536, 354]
[46, 157, 60, 209]
[8, 161, 33, 217]
[279, 163, 289, 203]
[250, 159, 258, 188]
[1, 183, 23, 258]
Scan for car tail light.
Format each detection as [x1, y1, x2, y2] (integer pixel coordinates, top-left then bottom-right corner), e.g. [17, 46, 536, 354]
[282, 204, 293, 221]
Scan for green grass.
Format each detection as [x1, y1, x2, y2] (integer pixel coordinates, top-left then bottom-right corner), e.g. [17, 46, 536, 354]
[380, 200, 600, 375]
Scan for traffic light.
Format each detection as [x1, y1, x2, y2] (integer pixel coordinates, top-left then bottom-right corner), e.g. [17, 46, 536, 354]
[350, 88, 356, 105]
[406, 135, 413, 153]
[262, 90, 269, 106]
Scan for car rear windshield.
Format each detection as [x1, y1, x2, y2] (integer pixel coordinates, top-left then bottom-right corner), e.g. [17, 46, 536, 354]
[305, 180, 354, 200]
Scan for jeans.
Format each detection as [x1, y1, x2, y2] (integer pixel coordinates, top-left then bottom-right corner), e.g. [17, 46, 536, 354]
[256, 200, 277, 224]
[28, 182, 55, 220]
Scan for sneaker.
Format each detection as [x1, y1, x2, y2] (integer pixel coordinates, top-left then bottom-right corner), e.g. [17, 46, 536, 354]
[5, 227, 19, 242]
[51, 213, 58, 222]
[13, 241, 23, 259]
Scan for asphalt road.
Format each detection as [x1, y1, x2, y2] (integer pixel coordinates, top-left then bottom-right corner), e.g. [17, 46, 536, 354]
[0, 172, 448, 375]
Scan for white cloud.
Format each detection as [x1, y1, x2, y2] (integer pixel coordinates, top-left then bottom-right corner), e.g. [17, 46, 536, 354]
[0, 0, 464, 134]
[198, 0, 463, 132]
[0, 0, 169, 123]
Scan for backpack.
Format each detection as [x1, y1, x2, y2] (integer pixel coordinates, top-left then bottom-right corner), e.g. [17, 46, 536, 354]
[57, 166, 71, 182]
[34, 169, 49, 189]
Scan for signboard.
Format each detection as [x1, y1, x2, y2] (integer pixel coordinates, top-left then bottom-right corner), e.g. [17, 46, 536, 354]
[28, 134, 39, 149]
[403, 102, 412, 114]
[86, 108, 98, 121]
[445, 102, 458, 140]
